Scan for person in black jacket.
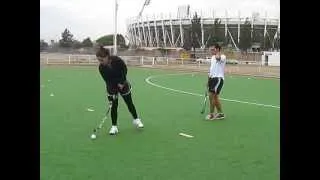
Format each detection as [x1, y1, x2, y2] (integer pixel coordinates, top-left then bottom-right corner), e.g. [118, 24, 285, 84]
[96, 46, 144, 135]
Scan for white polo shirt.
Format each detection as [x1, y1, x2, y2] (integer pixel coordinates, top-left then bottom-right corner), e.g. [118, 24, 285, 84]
[208, 54, 226, 79]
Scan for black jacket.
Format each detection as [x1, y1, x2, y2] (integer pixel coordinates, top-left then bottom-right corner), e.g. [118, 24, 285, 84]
[98, 56, 127, 87]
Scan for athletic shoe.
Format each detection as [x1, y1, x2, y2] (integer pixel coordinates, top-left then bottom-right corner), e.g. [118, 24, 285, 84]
[205, 113, 216, 120]
[133, 118, 144, 128]
[109, 126, 119, 135]
[214, 113, 225, 120]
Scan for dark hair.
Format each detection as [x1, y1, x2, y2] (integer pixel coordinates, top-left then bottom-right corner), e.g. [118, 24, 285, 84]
[96, 46, 110, 57]
[214, 44, 221, 51]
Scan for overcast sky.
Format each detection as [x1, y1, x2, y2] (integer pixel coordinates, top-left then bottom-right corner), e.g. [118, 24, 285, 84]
[40, 0, 279, 43]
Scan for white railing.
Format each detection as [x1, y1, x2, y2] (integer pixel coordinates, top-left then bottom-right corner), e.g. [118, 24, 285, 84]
[40, 53, 279, 78]
[40, 53, 204, 67]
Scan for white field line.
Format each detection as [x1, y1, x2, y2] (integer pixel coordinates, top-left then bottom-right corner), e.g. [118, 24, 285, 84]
[145, 73, 280, 109]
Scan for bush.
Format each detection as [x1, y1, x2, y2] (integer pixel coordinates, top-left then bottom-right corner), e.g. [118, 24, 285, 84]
[226, 59, 239, 65]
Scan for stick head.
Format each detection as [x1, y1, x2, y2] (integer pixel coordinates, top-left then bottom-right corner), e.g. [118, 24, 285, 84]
[200, 94, 208, 114]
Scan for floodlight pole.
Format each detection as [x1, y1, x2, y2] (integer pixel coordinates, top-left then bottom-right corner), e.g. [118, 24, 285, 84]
[113, 0, 118, 55]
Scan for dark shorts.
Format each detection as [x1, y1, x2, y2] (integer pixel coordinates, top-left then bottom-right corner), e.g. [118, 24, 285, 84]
[107, 81, 132, 97]
[208, 77, 224, 94]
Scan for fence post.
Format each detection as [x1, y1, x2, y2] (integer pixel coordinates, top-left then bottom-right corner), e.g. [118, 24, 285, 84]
[152, 57, 155, 65]
[166, 58, 169, 65]
[46, 56, 49, 64]
[68, 55, 71, 64]
[141, 56, 144, 65]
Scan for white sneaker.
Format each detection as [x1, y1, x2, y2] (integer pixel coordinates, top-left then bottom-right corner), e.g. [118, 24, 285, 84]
[133, 118, 144, 128]
[109, 126, 119, 135]
[205, 113, 216, 120]
[214, 113, 225, 120]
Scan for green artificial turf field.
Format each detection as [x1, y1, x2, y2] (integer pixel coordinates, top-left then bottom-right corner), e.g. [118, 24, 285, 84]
[40, 66, 280, 180]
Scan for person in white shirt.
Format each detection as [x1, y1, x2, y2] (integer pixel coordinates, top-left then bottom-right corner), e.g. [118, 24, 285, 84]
[206, 44, 226, 120]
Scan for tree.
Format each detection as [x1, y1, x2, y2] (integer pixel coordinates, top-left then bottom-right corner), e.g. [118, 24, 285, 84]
[182, 28, 192, 50]
[182, 13, 202, 50]
[59, 28, 74, 48]
[40, 39, 48, 51]
[212, 18, 225, 46]
[190, 12, 201, 50]
[73, 40, 82, 49]
[82, 37, 93, 48]
[116, 34, 127, 48]
[96, 34, 127, 48]
[206, 18, 224, 47]
[274, 32, 280, 50]
[206, 37, 219, 47]
[262, 34, 272, 51]
[96, 35, 113, 46]
[239, 18, 252, 52]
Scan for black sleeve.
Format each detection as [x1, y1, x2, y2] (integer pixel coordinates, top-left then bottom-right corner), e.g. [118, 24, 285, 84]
[98, 65, 108, 83]
[115, 57, 127, 84]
